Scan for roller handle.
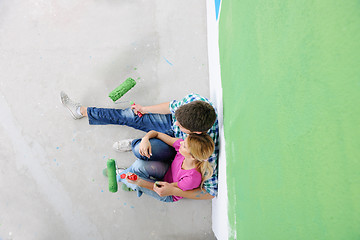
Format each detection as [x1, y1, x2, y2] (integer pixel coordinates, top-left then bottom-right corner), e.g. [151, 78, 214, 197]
[131, 102, 143, 118]
[120, 173, 138, 181]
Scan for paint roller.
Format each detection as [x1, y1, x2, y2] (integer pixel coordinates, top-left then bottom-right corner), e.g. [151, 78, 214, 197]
[108, 78, 143, 117]
[107, 159, 118, 193]
[108, 78, 136, 102]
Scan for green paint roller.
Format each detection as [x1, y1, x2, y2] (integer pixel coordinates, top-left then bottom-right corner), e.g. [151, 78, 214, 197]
[109, 78, 136, 102]
[107, 159, 118, 193]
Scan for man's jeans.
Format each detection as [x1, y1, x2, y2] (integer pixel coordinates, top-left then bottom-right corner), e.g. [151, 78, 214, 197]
[87, 107, 173, 133]
[87, 107, 177, 162]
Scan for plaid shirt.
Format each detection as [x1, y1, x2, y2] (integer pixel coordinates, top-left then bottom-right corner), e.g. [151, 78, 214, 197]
[169, 93, 219, 197]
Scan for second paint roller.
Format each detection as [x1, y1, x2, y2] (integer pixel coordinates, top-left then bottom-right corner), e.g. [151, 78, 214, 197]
[107, 159, 118, 193]
[109, 78, 136, 102]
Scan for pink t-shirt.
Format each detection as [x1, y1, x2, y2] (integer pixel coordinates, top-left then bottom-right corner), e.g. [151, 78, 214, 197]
[163, 139, 202, 201]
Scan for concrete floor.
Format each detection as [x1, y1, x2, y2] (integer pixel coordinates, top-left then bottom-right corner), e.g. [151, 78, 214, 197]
[0, 1, 215, 239]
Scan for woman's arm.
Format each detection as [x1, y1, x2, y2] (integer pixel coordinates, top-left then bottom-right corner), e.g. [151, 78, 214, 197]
[125, 172, 155, 190]
[139, 130, 179, 158]
[126, 173, 176, 192]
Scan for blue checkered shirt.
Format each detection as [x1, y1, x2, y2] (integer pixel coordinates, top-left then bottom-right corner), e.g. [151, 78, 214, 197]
[169, 93, 219, 197]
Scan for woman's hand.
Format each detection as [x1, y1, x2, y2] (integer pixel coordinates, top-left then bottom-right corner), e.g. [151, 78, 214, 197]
[139, 137, 152, 158]
[125, 172, 140, 185]
[153, 181, 175, 197]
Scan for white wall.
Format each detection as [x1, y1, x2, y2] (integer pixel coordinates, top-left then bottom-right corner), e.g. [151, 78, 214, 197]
[206, 1, 230, 239]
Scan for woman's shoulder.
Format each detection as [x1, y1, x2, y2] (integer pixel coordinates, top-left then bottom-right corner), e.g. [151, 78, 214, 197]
[177, 169, 202, 190]
[181, 168, 202, 179]
[173, 138, 183, 150]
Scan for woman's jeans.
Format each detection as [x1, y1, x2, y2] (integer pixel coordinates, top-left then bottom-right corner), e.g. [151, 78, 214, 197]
[117, 159, 174, 202]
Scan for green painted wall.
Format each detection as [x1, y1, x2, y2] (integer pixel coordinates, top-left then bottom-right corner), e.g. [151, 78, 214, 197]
[219, 1, 360, 239]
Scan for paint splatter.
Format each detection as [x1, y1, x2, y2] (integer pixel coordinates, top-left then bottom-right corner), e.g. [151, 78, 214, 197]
[215, 0, 221, 20]
[101, 190, 104, 193]
[163, 57, 173, 66]
[134, 67, 137, 70]
[56, 147, 60, 150]
[130, 206, 134, 209]
[53, 159, 59, 166]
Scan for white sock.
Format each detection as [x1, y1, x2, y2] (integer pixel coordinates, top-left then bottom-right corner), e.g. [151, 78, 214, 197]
[76, 106, 82, 116]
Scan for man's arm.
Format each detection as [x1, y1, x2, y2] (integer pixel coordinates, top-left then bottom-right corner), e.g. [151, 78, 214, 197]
[131, 102, 171, 115]
[154, 182, 215, 200]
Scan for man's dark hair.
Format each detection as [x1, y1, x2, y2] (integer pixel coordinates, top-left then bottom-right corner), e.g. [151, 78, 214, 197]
[175, 101, 216, 132]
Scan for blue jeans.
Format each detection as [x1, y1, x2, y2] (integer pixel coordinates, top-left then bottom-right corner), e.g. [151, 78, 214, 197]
[88, 107, 176, 202]
[87, 107, 177, 162]
[117, 159, 174, 202]
[131, 138, 176, 162]
[87, 107, 173, 133]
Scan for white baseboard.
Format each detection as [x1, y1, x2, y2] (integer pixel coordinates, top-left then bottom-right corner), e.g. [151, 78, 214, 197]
[206, 1, 229, 239]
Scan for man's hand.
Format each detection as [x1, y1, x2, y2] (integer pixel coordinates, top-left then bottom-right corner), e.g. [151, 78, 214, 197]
[153, 181, 174, 197]
[154, 182, 215, 200]
[131, 104, 145, 115]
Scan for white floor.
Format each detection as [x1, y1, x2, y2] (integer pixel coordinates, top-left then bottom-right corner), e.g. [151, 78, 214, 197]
[0, 1, 215, 239]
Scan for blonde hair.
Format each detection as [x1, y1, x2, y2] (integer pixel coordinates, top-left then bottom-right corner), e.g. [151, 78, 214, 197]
[187, 133, 215, 190]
